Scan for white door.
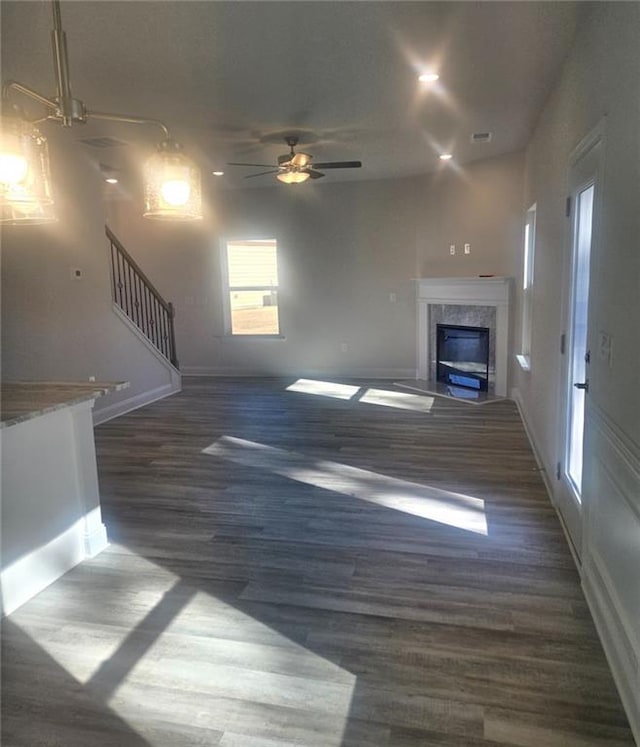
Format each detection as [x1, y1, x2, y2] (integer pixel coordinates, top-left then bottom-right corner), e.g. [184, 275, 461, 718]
[557, 128, 603, 558]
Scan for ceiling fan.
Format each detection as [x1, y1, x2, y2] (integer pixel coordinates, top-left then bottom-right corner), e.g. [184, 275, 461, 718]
[228, 136, 362, 184]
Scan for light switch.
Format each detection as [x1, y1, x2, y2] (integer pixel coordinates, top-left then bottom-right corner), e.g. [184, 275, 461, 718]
[449, 245, 456, 255]
[464, 243, 471, 255]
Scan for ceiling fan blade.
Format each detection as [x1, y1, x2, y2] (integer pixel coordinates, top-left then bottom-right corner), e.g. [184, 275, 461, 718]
[312, 161, 362, 170]
[228, 162, 277, 168]
[306, 170, 325, 179]
[244, 170, 280, 179]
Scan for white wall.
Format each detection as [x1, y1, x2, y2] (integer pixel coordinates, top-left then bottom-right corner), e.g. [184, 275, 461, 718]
[110, 151, 524, 379]
[512, 4, 640, 739]
[1, 133, 179, 420]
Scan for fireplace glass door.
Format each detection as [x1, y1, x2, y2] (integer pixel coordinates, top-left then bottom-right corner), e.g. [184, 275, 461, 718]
[436, 324, 490, 391]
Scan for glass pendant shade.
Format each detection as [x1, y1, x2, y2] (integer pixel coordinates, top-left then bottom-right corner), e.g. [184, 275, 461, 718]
[143, 139, 202, 221]
[0, 116, 56, 224]
[277, 169, 310, 184]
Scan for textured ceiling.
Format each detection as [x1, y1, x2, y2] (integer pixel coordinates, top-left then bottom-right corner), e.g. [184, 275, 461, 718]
[1, 1, 579, 189]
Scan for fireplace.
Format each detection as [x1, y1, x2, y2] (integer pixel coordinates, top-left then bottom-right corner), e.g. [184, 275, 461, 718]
[414, 277, 512, 398]
[436, 324, 490, 391]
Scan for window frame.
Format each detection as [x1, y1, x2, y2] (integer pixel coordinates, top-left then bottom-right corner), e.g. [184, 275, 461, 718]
[517, 204, 537, 371]
[220, 237, 283, 338]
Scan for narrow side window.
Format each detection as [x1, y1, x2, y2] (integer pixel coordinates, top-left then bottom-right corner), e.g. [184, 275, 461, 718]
[518, 205, 536, 370]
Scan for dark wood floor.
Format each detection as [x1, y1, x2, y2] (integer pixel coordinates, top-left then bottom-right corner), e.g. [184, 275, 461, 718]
[2, 377, 635, 746]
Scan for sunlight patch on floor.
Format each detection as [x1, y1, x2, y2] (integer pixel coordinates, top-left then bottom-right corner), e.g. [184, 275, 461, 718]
[286, 378, 435, 412]
[204, 436, 488, 535]
[286, 378, 360, 400]
[7, 546, 181, 685]
[106, 590, 356, 743]
[12, 545, 355, 746]
[359, 388, 435, 412]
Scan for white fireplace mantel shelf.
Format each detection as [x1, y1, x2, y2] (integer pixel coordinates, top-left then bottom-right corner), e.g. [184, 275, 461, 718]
[416, 276, 512, 397]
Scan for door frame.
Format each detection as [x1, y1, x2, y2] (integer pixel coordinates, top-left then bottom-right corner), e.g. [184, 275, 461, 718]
[556, 120, 606, 560]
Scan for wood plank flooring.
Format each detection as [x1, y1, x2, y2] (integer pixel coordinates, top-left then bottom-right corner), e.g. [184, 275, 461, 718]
[2, 377, 635, 746]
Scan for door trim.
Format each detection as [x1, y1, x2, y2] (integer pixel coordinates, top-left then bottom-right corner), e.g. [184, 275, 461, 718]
[556, 119, 607, 560]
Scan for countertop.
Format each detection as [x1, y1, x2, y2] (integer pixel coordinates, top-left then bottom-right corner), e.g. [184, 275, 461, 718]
[1, 381, 129, 428]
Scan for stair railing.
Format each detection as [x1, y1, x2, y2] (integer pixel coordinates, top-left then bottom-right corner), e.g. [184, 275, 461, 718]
[106, 226, 179, 369]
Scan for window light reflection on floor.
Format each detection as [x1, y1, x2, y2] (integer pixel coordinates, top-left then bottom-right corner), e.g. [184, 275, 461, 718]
[7, 546, 182, 685]
[12, 545, 356, 747]
[359, 388, 435, 412]
[204, 436, 488, 535]
[286, 378, 360, 400]
[286, 379, 435, 413]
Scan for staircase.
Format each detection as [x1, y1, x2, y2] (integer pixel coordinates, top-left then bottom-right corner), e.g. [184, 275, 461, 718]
[106, 226, 179, 369]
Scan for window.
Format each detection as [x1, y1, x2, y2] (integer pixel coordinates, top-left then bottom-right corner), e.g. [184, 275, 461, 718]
[517, 204, 536, 370]
[222, 239, 280, 335]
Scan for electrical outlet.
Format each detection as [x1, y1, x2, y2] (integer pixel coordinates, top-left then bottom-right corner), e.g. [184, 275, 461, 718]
[449, 245, 456, 255]
[340, 343, 348, 353]
[89, 375, 96, 382]
[464, 243, 471, 254]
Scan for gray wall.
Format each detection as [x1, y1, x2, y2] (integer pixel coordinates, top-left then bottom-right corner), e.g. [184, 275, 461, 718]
[1, 132, 177, 418]
[110, 151, 524, 378]
[511, 3, 639, 736]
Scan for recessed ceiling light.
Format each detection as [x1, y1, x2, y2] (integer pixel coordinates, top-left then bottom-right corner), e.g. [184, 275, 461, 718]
[212, 171, 224, 176]
[439, 153, 453, 161]
[105, 177, 119, 184]
[419, 72, 439, 83]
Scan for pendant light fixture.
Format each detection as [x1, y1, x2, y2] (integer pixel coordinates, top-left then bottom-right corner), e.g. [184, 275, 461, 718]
[1, 0, 202, 224]
[0, 112, 56, 224]
[144, 139, 202, 220]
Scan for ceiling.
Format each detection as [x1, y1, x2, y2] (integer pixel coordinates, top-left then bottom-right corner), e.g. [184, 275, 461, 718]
[1, 1, 579, 190]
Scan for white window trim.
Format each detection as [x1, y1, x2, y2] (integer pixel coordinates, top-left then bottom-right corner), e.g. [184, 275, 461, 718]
[220, 237, 283, 338]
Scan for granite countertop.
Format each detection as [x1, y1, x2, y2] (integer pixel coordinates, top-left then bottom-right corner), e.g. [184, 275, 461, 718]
[1, 381, 130, 428]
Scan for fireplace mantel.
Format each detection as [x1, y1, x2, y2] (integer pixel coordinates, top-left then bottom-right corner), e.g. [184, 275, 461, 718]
[416, 277, 512, 397]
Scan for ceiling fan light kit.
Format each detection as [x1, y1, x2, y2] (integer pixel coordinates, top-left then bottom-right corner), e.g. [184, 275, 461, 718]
[277, 169, 310, 184]
[1, 0, 202, 224]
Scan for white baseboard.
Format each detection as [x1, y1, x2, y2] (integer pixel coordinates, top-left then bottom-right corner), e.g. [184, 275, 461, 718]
[512, 387, 581, 570]
[83, 522, 109, 557]
[1, 517, 100, 617]
[513, 388, 640, 744]
[181, 367, 416, 379]
[93, 381, 180, 426]
[583, 561, 640, 744]
[511, 387, 555, 499]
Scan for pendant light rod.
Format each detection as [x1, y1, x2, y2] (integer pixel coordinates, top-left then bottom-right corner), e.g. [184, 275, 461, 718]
[3, 81, 58, 111]
[87, 111, 170, 140]
[3, 0, 171, 139]
[1, 0, 203, 224]
[51, 0, 75, 125]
